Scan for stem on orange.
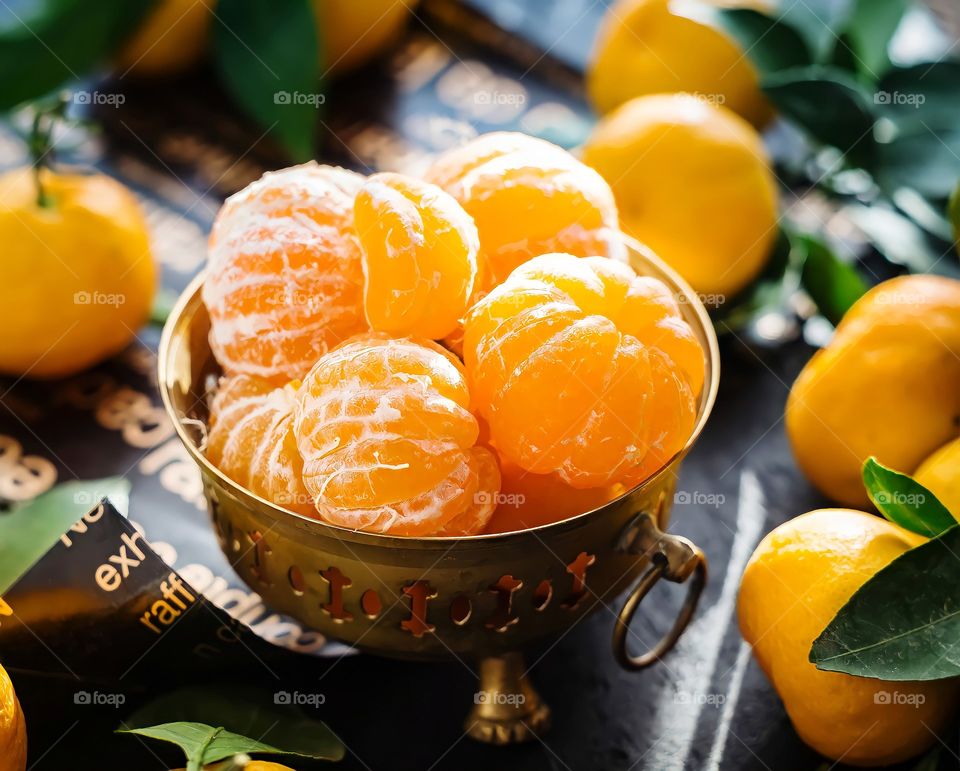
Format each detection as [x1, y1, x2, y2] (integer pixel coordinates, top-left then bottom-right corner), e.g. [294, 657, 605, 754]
[28, 93, 70, 209]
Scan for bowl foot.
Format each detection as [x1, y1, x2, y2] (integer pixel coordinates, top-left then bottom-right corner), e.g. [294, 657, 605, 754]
[464, 652, 551, 744]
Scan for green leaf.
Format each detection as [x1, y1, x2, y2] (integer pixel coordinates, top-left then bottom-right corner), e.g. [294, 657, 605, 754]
[0, 478, 130, 593]
[123, 686, 344, 763]
[862, 457, 957, 537]
[871, 64, 960, 203]
[120, 720, 343, 767]
[212, 0, 322, 161]
[842, 202, 947, 273]
[795, 232, 867, 325]
[0, 0, 157, 111]
[776, 0, 855, 61]
[891, 187, 955, 243]
[762, 66, 876, 159]
[679, 6, 811, 74]
[874, 125, 960, 200]
[835, 0, 909, 78]
[122, 723, 261, 769]
[949, 183, 960, 245]
[810, 524, 960, 680]
[874, 61, 960, 130]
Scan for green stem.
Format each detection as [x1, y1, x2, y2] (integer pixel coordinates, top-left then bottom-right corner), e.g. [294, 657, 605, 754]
[187, 726, 224, 771]
[28, 93, 70, 209]
[31, 111, 50, 208]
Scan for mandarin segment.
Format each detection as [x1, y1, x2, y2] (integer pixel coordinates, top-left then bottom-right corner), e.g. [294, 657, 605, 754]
[485, 456, 624, 533]
[294, 333, 500, 536]
[464, 253, 703, 489]
[424, 132, 623, 295]
[354, 172, 479, 339]
[203, 163, 368, 384]
[206, 375, 315, 517]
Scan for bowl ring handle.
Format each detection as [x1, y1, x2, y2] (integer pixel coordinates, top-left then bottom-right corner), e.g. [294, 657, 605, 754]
[612, 513, 708, 670]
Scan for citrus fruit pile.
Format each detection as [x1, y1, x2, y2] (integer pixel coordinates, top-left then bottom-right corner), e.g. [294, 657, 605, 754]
[202, 133, 706, 536]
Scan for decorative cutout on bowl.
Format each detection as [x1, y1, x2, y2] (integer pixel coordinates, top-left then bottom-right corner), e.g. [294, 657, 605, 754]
[320, 566, 353, 623]
[401, 580, 437, 638]
[486, 575, 523, 633]
[562, 552, 595, 609]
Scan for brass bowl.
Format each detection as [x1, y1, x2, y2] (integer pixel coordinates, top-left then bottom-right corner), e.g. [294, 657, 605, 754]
[158, 237, 720, 743]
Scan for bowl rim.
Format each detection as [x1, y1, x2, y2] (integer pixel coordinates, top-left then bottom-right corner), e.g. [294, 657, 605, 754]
[158, 235, 720, 546]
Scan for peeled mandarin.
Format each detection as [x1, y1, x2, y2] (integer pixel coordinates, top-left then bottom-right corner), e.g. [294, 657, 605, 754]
[294, 333, 500, 536]
[464, 253, 703, 489]
[206, 375, 315, 517]
[203, 163, 368, 384]
[354, 172, 479, 339]
[485, 456, 624, 533]
[424, 132, 623, 295]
